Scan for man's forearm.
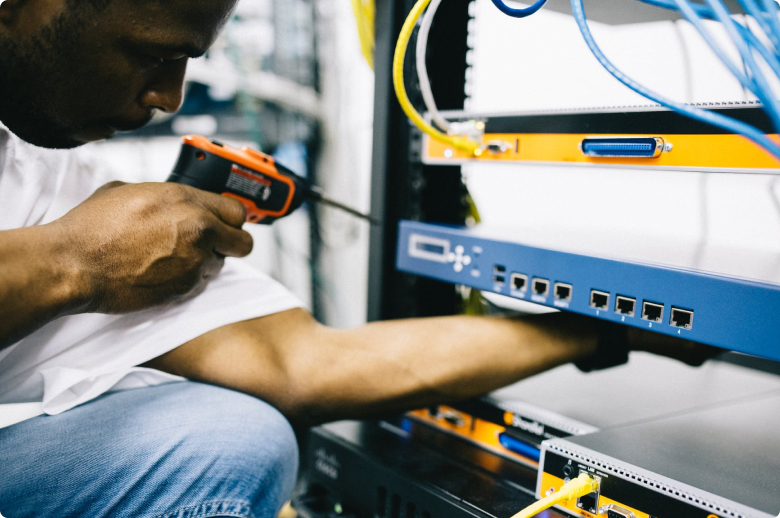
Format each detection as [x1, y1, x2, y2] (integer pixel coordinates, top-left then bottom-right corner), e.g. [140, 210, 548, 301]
[0, 225, 87, 349]
[145, 309, 599, 426]
[290, 314, 598, 423]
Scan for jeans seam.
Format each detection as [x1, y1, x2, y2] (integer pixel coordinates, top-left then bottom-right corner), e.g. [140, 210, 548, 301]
[145, 499, 255, 518]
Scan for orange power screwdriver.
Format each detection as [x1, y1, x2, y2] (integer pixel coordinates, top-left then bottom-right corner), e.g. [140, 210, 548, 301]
[167, 135, 376, 225]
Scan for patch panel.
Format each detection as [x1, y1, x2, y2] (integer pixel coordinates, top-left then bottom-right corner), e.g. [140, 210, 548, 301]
[396, 221, 780, 361]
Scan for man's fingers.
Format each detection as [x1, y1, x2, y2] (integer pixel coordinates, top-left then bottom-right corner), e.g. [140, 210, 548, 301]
[212, 221, 254, 258]
[195, 191, 248, 228]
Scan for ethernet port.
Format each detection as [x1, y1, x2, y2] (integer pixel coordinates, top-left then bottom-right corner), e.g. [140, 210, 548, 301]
[670, 307, 694, 329]
[615, 295, 636, 317]
[510, 273, 528, 292]
[641, 301, 664, 323]
[590, 290, 610, 310]
[554, 282, 573, 302]
[576, 471, 601, 514]
[532, 278, 550, 297]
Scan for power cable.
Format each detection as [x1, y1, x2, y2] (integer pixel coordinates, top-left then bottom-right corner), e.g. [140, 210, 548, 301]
[416, 0, 452, 131]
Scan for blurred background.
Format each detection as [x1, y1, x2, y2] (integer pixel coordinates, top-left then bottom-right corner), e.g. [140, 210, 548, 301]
[82, 0, 780, 327]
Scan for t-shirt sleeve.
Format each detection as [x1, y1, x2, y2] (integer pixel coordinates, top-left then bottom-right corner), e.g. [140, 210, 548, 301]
[0, 259, 302, 416]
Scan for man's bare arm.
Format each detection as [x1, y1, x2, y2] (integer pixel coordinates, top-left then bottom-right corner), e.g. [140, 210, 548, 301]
[0, 225, 88, 349]
[144, 308, 604, 426]
[0, 182, 253, 351]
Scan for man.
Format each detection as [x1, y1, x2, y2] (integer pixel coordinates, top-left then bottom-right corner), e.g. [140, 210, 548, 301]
[0, 0, 711, 516]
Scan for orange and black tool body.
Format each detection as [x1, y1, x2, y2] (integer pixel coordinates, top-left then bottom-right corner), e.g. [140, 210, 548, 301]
[168, 135, 307, 224]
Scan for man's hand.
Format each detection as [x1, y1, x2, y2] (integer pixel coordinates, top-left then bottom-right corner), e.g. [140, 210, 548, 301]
[54, 182, 254, 313]
[0, 181, 253, 349]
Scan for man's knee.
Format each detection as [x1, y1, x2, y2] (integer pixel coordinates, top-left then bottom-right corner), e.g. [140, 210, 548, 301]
[139, 382, 300, 518]
[0, 381, 299, 518]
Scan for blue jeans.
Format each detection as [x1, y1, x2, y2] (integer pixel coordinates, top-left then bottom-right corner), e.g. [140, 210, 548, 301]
[0, 382, 299, 518]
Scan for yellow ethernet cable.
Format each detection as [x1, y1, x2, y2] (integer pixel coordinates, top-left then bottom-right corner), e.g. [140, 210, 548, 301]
[509, 473, 600, 518]
[352, 0, 375, 69]
[393, 0, 482, 156]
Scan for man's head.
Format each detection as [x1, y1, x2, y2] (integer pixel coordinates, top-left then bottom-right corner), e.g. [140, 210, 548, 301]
[0, 0, 237, 149]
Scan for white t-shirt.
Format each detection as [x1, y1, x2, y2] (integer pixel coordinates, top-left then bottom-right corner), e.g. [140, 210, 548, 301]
[0, 124, 302, 419]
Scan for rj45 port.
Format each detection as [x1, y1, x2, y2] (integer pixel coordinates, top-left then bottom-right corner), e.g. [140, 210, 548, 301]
[590, 290, 609, 310]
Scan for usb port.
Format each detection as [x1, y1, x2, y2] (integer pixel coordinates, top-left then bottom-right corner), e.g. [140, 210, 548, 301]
[494, 265, 506, 274]
[532, 278, 550, 297]
[641, 301, 664, 323]
[670, 307, 694, 329]
[590, 290, 610, 310]
[554, 282, 573, 302]
[493, 275, 506, 286]
[510, 273, 528, 292]
[615, 296, 636, 317]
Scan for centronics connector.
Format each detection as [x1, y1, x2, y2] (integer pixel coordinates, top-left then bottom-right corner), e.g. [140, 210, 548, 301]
[580, 137, 670, 158]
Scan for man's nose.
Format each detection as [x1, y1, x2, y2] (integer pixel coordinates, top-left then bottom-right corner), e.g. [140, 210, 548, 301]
[139, 59, 189, 113]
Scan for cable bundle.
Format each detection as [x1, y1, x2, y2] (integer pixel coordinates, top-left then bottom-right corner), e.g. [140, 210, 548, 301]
[394, 0, 482, 155]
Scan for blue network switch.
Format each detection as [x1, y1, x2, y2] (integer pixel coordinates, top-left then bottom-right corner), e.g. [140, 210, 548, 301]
[396, 220, 780, 362]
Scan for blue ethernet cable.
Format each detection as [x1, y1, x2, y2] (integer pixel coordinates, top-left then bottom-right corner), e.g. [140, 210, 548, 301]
[569, 0, 780, 160]
[671, 0, 757, 92]
[592, 0, 780, 136]
[642, 0, 779, 132]
[760, 0, 780, 48]
[639, 0, 780, 75]
[737, 0, 780, 50]
[637, 0, 715, 18]
[700, 0, 780, 131]
[490, 0, 548, 18]
[637, 0, 780, 94]
[740, 25, 780, 78]
[639, 0, 780, 51]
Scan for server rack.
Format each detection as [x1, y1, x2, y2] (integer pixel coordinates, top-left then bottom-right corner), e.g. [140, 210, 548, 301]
[366, 0, 473, 322]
